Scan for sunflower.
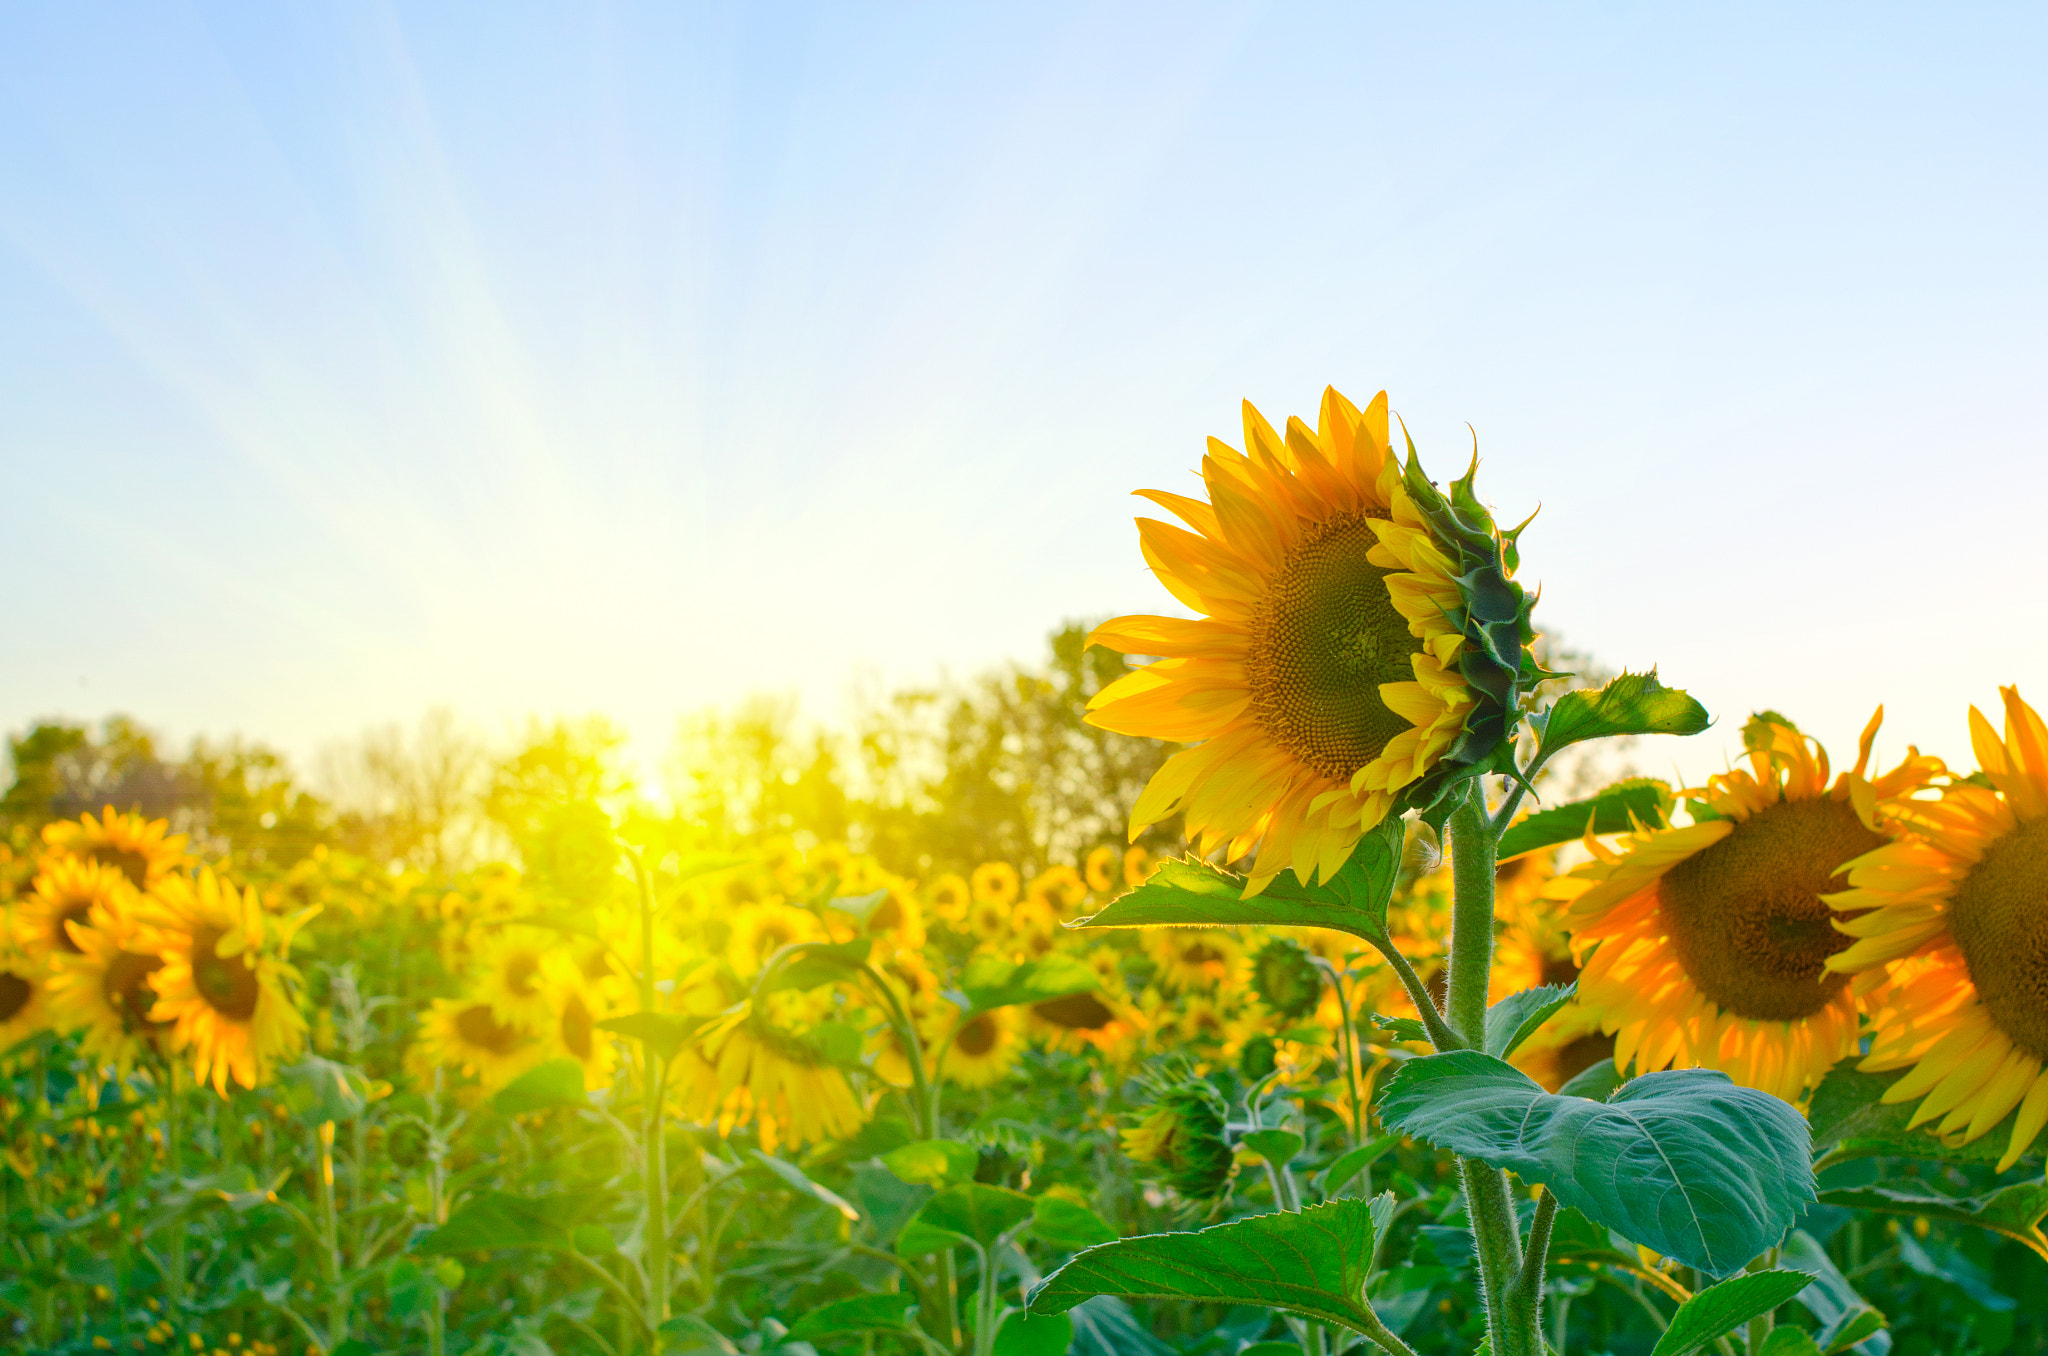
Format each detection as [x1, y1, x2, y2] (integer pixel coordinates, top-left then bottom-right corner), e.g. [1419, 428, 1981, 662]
[1555, 711, 1940, 1103]
[0, 913, 50, 1054]
[861, 887, 927, 954]
[470, 926, 557, 1032]
[965, 893, 1011, 943]
[1825, 688, 2048, 1171]
[538, 954, 618, 1090]
[1086, 387, 1537, 894]
[138, 869, 316, 1095]
[43, 899, 169, 1076]
[1006, 896, 1061, 959]
[42, 809, 188, 891]
[21, 858, 132, 958]
[939, 1008, 1020, 1089]
[926, 874, 971, 925]
[1143, 929, 1243, 992]
[971, 862, 1020, 909]
[1084, 847, 1119, 894]
[1026, 866, 1088, 919]
[677, 1006, 865, 1154]
[726, 902, 821, 977]
[1123, 846, 1154, 888]
[415, 997, 543, 1091]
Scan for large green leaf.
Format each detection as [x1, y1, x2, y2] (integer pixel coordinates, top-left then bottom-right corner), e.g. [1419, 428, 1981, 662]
[1647, 1271, 1814, 1356]
[1816, 1181, 2048, 1265]
[1758, 1330, 1823, 1356]
[1497, 779, 1674, 860]
[1377, 1052, 1813, 1277]
[900, 1182, 1035, 1255]
[993, 1312, 1074, 1356]
[1807, 1063, 2041, 1167]
[1078, 818, 1404, 943]
[593, 1012, 706, 1063]
[491, 1058, 588, 1116]
[786, 1293, 916, 1338]
[883, 1139, 980, 1187]
[750, 1150, 860, 1222]
[959, 953, 1098, 1014]
[1483, 983, 1577, 1059]
[1538, 672, 1710, 754]
[1028, 1199, 1386, 1333]
[413, 1191, 585, 1254]
[1031, 1194, 1117, 1250]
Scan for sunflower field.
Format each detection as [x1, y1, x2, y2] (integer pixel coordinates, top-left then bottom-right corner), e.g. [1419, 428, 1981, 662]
[4, 386, 2046, 1356]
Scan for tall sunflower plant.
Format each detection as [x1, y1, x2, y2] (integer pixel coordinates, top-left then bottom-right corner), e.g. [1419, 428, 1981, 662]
[1025, 386, 2045, 1356]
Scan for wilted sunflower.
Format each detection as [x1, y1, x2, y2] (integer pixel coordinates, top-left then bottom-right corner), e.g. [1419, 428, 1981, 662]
[21, 858, 132, 958]
[939, 1008, 1020, 1089]
[1556, 712, 1940, 1102]
[44, 900, 168, 1076]
[1143, 929, 1243, 992]
[678, 1005, 865, 1154]
[1084, 846, 1119, 894]
[1087, 387, 1538, 893]
[470, 926, 557, 1032]
[42, 808, 188, 891]
[141, 869, 316, 1095]
[971, 862, 1020, 909]
[415, 997, 542, 1090]
[1826, 688, 2048, 1171]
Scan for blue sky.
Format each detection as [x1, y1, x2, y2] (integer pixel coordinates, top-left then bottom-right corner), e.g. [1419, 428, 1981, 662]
[2, 2, 2043, 788]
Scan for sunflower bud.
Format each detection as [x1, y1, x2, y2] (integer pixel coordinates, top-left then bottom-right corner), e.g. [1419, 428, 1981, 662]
[1250, 939, 1323, 1020]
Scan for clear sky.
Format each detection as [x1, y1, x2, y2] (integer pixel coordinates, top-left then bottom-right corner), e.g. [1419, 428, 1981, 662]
[2, 3, 2043, 790]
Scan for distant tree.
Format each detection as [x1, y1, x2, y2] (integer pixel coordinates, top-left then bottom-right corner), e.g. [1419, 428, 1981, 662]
[316, 709, 490, 876]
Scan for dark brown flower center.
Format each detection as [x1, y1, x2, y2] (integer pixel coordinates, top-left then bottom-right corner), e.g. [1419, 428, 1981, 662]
[1245, 512, 1423, 781]
[53, 900, 95, 954]
[102, 952, 166, 1033]
[1658, 798, 1883, 1021]
[87, 844, 154, 890]
[560, 993, 594, 1061]
[191, 925, 261, 1021]
[0, 972, 32, 1023]
[505, 954, 539, 997]
[955, 1014, 998, 1057]
[1949, 815, 2048, 1061]
[1033, 993, 1114, 1030]
[455, 1003, 522, 1056]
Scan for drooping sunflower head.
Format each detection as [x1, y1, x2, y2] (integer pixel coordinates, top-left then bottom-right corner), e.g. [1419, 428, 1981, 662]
[42, 808, 189, 891]
[23, 857, 133, 959]
[1826, 687, 2048, 1170]
[1088, 387, 1540, 893]
[1250, 937, 1325, 1019]
[139, 869, 314, 1096]
[1555, 709, 1941, 1103]
[678, 1005, 866, 1153]
[1121, 1077, 1234, 1203]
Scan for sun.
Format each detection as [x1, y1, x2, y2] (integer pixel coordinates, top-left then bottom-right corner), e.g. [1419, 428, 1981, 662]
[1553, 711, 1940, 1102]
[1086, 386, 1531, 894]
[1825, 687, 2048, 1170]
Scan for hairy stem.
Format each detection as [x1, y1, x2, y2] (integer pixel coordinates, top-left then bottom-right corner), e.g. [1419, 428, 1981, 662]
[1366, 937, 1463, 1052]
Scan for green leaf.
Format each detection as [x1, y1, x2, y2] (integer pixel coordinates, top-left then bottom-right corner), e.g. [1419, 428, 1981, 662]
[1028, 1200, 1384, 1333]
[1814, 1180, 2048, 1265]
[750, 1150, 860, 1222]
[896, 1216, 969, 1258]
[492, 1058, 588, 1116]
[1377, 1052, 1813, 1278]
[1078, 817, 1405, 944]
[413, 1191, 582, 1254]
[1818, 1308, 1886, 1354]
[386, 1257, 432, 1319]
[570, 1224, 615, 1254]
[993, 1311, 1075, 1356]
[882, 1139, 980, 1187]
[1539, 672, 1711, 754]
[1240, 1129, 1305, 1165]
[1758, 1330, 1824, 1356]
[1807, 1062, 2039, 1167]
[1369, 1012, 1432, 1045]
[330, 1342, 374, 1356]
[1556, 1059, 1625, 1103]
[785, 1292, 916, 1338]
[1647, 1271, 1815, 1356]
[1317, 1134, 1400, 1197]
[593, 1012, 706, 1064]
[1498, 778, 1674, 859]
[1237, 1345, 1304, 1356]
[656, 1313, 739, 1353]
[1031, 1194, 1117, 1250]
[1483, 983, 1577, 1059]
[910, 1182, 1035, 1250]
[959, 953, 1099, 1014]
[1776, 1231, 1888, 1356]
[758, 939, 874, 996]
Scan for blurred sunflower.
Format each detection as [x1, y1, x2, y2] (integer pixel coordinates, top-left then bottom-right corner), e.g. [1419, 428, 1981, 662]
[1087, 387, 1536, 894]
[1007, 896, 1061, 959]
[861, 887, 926, 954]
[727, 902, 821, 977]
[940, 1008, 1019, 1089]
[538, 955, 617, 1089]
[415, 998, 541, 1090]
[141, 869, 316, 1095]
[926, 874, 971, 925]
[965, 893, 1011, 944]
[471, 926, 556, 1032]
[44, 902, 168, 1076]
[1084, 846, 1119, 894]
[680, 1006, 865, 1153]
[1122, 1079, 1234, 1202]
[1143, 929, 1243, 992]
[42, 808, 188, 891]
[1123, 846, 1153, 888]
[1026, 866, 1088, 920]
[1173, 993, 1235, 1048]
[1826, 688, 2048, 1170]
[0, 913, 50, 1052]
[1556, 712, 1940, 1102]
[21, 858, 132, 958]
[971, 862, 1020, 909]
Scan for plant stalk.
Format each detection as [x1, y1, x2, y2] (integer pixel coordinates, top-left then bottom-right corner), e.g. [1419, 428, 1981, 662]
[317, 1118, 346, 1345]
[164, 1063, 186, 1310]
[631, 850, 672, 1349]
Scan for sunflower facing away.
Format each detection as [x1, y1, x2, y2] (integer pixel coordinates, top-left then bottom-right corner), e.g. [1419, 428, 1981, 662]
[1554, 711, 1941, 1103]
[1825, 687, 2048, 1171]
[42, 808, 188, 891]
[1087, 387, 1537, 893]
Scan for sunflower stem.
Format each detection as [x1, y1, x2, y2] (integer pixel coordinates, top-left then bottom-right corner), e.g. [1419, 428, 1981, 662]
[629, 848, 672, 1350]
[1367, 937, 1462, 1052]
[164, 1061, 186, 1310]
